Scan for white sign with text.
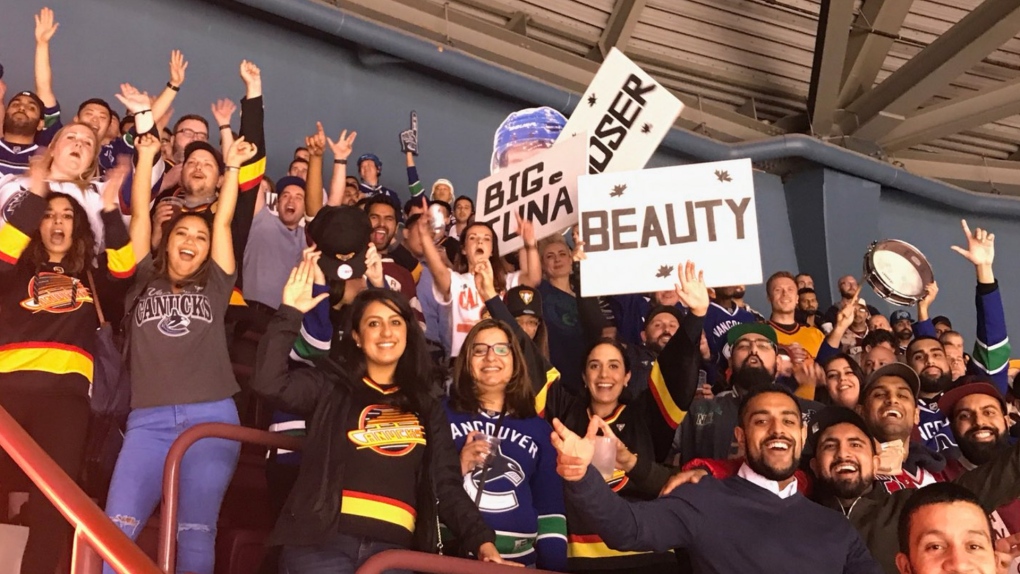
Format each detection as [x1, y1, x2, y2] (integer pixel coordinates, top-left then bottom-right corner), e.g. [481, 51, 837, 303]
[475, 133, 587, 253]
[558, 47, 684, 175]
[578, 158, 762, 297]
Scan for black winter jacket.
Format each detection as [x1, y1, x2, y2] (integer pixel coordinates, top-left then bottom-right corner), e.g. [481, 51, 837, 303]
[251, 306, 495, 554]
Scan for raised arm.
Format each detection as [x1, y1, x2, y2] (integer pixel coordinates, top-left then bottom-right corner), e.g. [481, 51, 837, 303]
[0, 159, 49, 273]
[416, 200, 452, 298]
[406, 151, 425, 198]
[129, 134, 161, 261]
[516, 213, 541, 288]
[210, 99, 236, 157]
[214, 137, 257, 274]
[236, 60, 266, 194]
[324, 128, 357, 211]
[952, 219, 1010, 391]
[98, 160, 137, 280]
[304, 123, 326, 211]
[33, 8, 58, 109]
[146, 50, 187, 133]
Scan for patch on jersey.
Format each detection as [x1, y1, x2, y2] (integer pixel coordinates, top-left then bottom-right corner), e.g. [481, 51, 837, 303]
[134, 288, 214, 337]
[347, 404, 426, 456]
[606, 468, 629, 492]
[463, 443, 526, 512]
[20, 272, 93, 313]
[2, 189, 29, 223]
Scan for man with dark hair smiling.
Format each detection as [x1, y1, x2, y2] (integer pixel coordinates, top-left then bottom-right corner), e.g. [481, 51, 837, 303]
[895, 483, 998, 574]
[552, 386, 882, 573]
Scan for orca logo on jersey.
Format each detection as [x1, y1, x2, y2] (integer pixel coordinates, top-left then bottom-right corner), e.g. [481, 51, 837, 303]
[463, 443, 526, 512]
[347, 404, 426, 456]
[2, 189, 29, 223]
[20, 272, 93, 313]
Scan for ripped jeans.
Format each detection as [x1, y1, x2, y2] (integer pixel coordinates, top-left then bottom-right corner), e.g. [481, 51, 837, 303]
[103, 398, 240, 574]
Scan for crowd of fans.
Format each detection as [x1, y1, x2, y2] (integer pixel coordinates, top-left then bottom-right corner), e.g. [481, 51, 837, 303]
[0, 7, 1018, 574]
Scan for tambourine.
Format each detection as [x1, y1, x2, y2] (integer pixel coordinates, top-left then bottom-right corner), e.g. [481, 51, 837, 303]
[863, 240, 935, 307]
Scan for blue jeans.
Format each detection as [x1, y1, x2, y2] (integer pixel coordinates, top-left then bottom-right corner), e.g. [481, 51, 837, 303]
[280, 532, 412, 574]
[102, 398, 240, 574]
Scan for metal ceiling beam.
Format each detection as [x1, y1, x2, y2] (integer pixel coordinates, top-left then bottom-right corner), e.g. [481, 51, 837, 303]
[837, 0, 914, 108]
[892, 150, 1020, 195]
[842, 0, 1020, 142]
[879, 77, 1020, 152]
[587, 0, 647, 62]
[806, 0, 855, 137]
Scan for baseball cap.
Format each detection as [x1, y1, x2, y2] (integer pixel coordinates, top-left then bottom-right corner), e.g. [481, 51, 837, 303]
[183, 141, 225, 174]
[646, 305, 684, 327]
[505, 286, 543, 319]
[306, 206, 371, 281]
[937, 376, 1006, 416]
[726, 322, 778, 347]
[806, 406, 877, 456]
[276, 176, 306, 193]
[859, 363, 920, 403]
[932, 315, 952, 329]
[889, 310, 913, 324]
[9, 91, 45, 112]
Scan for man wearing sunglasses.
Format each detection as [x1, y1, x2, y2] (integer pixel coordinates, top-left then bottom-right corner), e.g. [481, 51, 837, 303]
[670, 323, 823, 465]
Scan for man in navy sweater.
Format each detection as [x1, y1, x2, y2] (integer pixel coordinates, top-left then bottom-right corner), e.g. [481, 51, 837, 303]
[552, 386, 881, 573]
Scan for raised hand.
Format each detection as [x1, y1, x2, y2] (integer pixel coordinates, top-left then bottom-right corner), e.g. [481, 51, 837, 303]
[792, 356, 824, 389]
[210, 99, 236, 128]
[365, 242, 384, 287]
[834, 282, 862, 332]
[674, 260, 709, 317]
[550, 417, 597, 481]
[515, 211, 536, 248]
[239, 60, 262, 98]
[305, 122, 327, 158]
[917, 281, 938, 319]
[473, 260, 497, 300]
[225, 136, 257, 167]
[951, 219, 995, 268]
[101, 157, 130, 212]
[282, 251, 330, 313]
[26, 155, 50, 198]
[169, 50, 188, 87]
[571, 226, 587, 262]
[35, 8, 59, 44]
[399, 110, 418, 155]
[134, 132, 162, 162]
[301, 245, 327, 286]
[327, 129, 357, 161]
[114, 83, 151, 115]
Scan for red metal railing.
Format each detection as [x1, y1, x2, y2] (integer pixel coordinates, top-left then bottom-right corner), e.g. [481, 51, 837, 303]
[357, 549, 561, 573]
[0, 404, 161, 574]
[158, 422, 302, 573]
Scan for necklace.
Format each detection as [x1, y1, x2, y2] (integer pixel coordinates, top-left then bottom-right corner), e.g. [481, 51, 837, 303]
[840, 496, 862, 519]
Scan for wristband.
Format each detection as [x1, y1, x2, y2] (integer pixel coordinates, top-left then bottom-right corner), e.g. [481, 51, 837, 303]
[219, 124, 231, 131]
[167, 82, 180, 92]
[225, 166, 240, 172]
[334, 159, 348, 165]
[134, 109, 152, 116]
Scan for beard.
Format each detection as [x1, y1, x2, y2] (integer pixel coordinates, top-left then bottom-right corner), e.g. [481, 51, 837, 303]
[818, 472, 871, 500]
[958, 428, 1009, 465]
[3, 114, 38, 138]
[919, 371, 953, 394]
[730, 364, 776, 393]
[746, 439, 798, 482]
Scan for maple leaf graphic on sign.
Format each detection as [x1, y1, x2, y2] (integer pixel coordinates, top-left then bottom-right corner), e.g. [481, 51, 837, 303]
[656, 265, 674, 279]
[715, 170, 732, 182]
[587, 93, 598, 107]
[610, 184, 626, 197]
[641, 123, 652, 134]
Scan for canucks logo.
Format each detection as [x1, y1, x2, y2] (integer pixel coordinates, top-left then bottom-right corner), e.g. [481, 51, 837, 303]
[2, 189, 29, 223]
[157, 311, 192, 337]
[20, 272, 93, 313]
[347, 405, 426, 456]
[463, 443, 526, 512]
[606, 468, 629, 492]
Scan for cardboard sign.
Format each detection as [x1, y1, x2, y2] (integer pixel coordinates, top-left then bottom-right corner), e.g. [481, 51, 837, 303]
[558, 48, 684, 175]
[578, 158, 762, 297]
[475, 133, 587, 253]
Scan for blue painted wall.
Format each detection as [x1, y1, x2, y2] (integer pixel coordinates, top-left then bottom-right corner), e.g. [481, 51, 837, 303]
[0, 0, 1014, 346]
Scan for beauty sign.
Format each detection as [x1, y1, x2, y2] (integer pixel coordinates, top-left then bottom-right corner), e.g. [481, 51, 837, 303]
[475, 133, 587, 253]
[558, 47, 684, 174]
[577, 158, 762, 297]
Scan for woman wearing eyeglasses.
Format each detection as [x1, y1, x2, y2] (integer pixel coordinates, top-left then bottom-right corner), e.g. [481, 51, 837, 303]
[478, 258, 708, 573]
[252, 254, 513, 573]
[445, 319, 566, 570]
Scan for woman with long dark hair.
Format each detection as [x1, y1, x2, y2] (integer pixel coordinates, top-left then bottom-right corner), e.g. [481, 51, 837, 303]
[0, 156, 135, 574]
[101, 133, 256, 574]
[818, 352, 865, 408]
[252, 255, 514, 573]
[417, 211, 541, 358]
[446, 319, 566, 570]
[530, 262, 708, 574]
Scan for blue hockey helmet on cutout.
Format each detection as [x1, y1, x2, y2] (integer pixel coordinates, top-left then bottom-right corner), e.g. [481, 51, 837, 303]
[490, 106, 567, 174]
